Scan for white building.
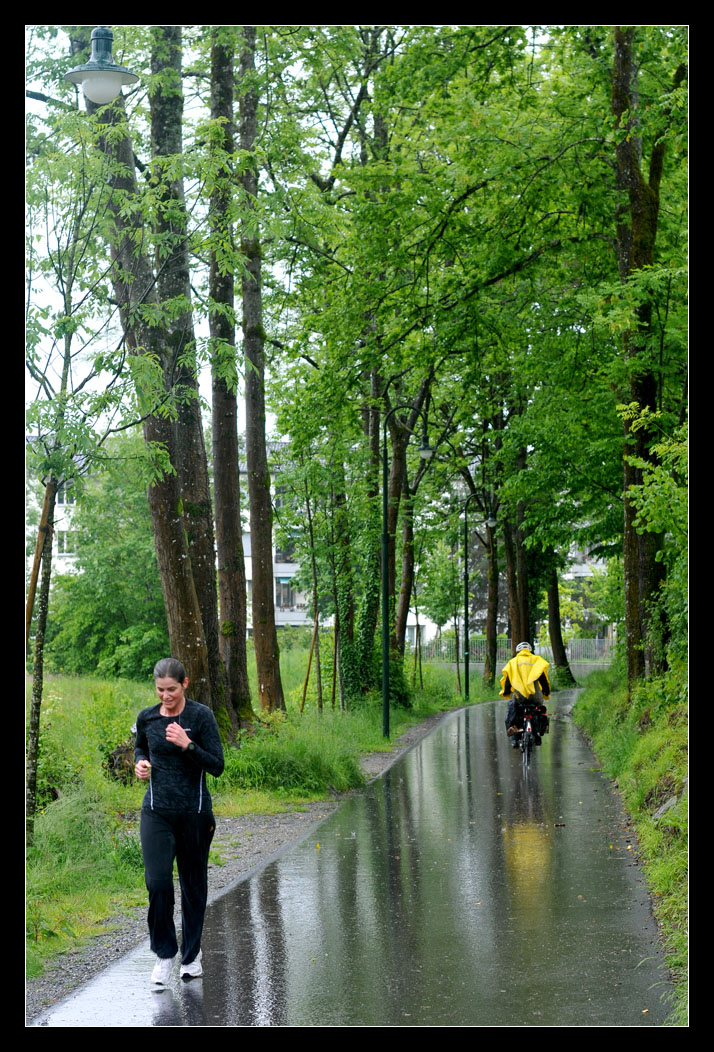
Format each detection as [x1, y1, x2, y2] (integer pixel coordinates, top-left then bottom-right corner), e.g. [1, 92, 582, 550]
[562, 544, 607, 580]
[242, 531, 311, 631]
[53, 482, 79, 574]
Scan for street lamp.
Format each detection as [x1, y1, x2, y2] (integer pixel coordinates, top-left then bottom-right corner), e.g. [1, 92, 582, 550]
[65, 26, 139, 105]
[382, 406, 433, 737]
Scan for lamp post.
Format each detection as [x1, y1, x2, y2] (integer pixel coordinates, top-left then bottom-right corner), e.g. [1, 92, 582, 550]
[382, 406, 433, 737]
[64, 26, 139, 104]
[463, 493, 477, 703]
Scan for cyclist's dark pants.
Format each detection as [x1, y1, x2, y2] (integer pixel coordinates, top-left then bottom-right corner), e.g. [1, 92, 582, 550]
[505, 695, 548, 736]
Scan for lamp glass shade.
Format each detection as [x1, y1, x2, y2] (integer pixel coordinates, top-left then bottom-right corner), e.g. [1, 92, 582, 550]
[79, 71, 135, 105]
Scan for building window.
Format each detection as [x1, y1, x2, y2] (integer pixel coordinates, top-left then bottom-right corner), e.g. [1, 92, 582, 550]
[274, 538, 296, 563]
[57, 482, 75, 505]
[275, 577, 296, 609]
[56, 531, 77, 555]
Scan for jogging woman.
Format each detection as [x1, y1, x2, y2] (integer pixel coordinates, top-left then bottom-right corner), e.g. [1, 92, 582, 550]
[134, 657, 224, 984]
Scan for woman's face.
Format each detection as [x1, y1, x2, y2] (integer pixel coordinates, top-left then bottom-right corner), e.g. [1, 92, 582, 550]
[155, 676, 189, 713]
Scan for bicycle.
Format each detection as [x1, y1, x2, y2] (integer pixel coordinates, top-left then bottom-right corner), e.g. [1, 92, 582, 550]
[512, 696, 549, 768]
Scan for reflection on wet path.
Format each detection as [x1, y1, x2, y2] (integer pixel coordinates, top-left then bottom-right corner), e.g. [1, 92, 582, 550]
[34, 694, 672, 1026]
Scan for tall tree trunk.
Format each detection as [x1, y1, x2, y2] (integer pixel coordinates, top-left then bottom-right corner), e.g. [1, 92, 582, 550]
[611, 26, 681, 691]
[209, 27, 253, 724]
[457, 434, 500, 691]
[386, 376, 433, 655]
[331, 466, 359, 699]
[502, 518, 522, 647]
[239, 27, 284, 711]
[483, 524, 499, 689]
[149, 26, 232, 720]
[355, 367, 382, 688]
[514, 447, 532, 644]
[26, 476, 57, 845]
[385, 418, 407, 646]
[26, 481, 55, 651]
[515, 501, 532, 645]
[304, 479, 323, 710]
[394, 480, 415, 657]
[93, 95, 211, 701]
[546, 563, 576, 687]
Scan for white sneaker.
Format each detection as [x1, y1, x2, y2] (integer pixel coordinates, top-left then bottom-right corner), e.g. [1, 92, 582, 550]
[151, 956, 175, 985]
[180, 950, 203, 979]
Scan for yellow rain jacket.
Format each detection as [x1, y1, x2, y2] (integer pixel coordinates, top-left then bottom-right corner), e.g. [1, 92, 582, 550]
[499, 648, 551, 700]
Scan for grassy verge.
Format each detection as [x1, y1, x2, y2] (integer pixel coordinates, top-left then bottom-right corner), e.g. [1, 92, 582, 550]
[573, 661, 688, 1025]
[26, 658, 478, 977]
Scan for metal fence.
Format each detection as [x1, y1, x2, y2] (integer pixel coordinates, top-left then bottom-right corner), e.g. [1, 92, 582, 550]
[418, 637, 614, 665]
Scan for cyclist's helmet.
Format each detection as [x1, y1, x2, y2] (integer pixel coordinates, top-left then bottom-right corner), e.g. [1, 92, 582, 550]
[515, 641, 532, 653]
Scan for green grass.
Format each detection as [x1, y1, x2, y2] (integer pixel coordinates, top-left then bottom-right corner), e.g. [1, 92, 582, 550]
[573, 662, 688, 1025]
[26, 656, 470, 977]
[26, 783, 147, 977]
[217, 714, 365, 796]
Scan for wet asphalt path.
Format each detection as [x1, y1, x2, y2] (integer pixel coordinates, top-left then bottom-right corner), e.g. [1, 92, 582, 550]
[33, 691, 672, 1026]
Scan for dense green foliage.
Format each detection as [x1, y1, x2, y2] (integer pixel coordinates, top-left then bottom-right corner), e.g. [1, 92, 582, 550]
[26, 25, 687, 699]
[623, 415, 688, 669]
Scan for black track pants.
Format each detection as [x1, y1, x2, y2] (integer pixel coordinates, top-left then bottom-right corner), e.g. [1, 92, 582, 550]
[140, 808, 215, 964]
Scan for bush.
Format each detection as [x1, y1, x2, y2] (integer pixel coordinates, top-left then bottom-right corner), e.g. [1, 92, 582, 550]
[34, 729, 82, 810]
[218, 716, 364, 795]
[80, 683, 141, 769]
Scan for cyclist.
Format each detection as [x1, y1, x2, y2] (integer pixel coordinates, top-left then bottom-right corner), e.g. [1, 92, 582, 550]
[499, 642, 551, 747]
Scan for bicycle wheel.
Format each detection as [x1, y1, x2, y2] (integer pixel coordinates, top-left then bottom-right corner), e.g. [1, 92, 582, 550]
[522, 729, 533, 768]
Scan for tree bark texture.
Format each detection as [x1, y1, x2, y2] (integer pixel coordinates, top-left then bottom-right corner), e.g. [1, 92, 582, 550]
[516, 500, 532, 645]
[26, 477, 57, 845]
[502, 518, 522, 647]
[355, 368, 382, 688]
[611, 26, 670, 690]
[385, 418, 407, 645]
[149, 26, 231, 721]
[514, 446, 533, 645]
[26, 480, 56, 651]
[331, 467, 360, 699]
[239, 26, 285, 711]
[386, 377, 433, 655]
[546, 563, 576, 687]
[483, 525, 499, 689]
[209, 27, 253, 724]
[395, 485, 415, 658]
[304, 479, 323, 710]
[94, 97, 211, 701]
[458, 447, 500, 690]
